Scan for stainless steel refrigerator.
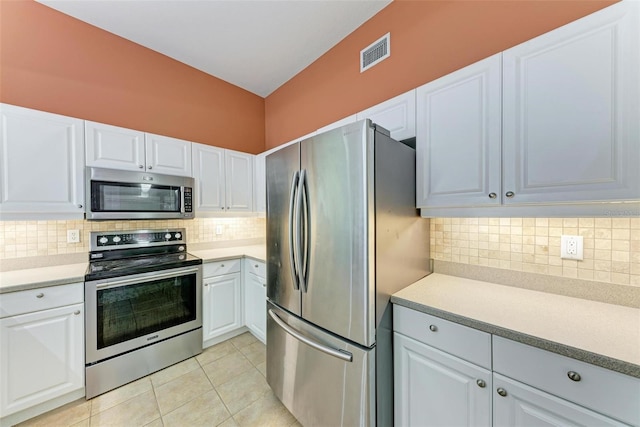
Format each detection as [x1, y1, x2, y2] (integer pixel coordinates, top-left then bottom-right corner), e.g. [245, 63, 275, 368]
[266, 119, 430, 426]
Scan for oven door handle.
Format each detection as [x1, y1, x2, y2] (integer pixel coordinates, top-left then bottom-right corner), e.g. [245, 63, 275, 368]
[92, 267, 200, 290]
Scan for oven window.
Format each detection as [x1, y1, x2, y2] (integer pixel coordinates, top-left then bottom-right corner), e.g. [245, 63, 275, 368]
[97, 273, 197, 349]
[91, 181, 181, 212]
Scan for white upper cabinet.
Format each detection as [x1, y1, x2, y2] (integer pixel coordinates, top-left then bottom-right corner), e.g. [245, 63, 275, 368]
[144, 133, 192, 177]
[225, 150, 254, 212]
[85, 121, 145, 172]
[254, 152, 266, 214]
[417, 1, 640, 213]
[0, 104, 85, 219]
[192, 144, 226, 212]
[416, 54, 502, 208]
[502, 0, 639, 204]
[86, 121, 192, 177]
[357, 89, 416, 141]
[192, 143, 254, 213]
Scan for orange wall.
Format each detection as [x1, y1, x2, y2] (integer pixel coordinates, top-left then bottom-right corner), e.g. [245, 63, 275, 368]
[264, 0, 617, 149]
[0, 0, 265, 154]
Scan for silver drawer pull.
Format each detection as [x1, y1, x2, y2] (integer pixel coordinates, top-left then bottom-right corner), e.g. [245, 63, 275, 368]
[255, 264, 259, 268]
[74, 310, 81, 315]
[497, 387, 507, 397]
[476, 379, 486, 388]
[488, 193, 497, 199]
[567, 371, 581, 382]
[36, 293, 44, 298]
[429, 324, 437, 332]
[221, 264, 225, 268]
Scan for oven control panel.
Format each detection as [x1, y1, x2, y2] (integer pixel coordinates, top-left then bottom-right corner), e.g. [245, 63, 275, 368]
[91, 229, 186, 249]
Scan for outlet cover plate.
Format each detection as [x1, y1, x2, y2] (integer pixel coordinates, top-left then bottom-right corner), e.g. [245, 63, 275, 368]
[561, 235, 583, 260]
[67, 229, 80, 243]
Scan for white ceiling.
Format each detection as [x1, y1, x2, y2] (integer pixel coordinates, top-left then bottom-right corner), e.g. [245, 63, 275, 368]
[36, 0, 392, 97]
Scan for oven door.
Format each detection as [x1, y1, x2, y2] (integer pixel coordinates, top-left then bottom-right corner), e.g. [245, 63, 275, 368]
[85, 265, 202, 365]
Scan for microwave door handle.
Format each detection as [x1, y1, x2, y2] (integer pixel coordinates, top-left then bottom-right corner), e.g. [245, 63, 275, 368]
[289, 171, 300, 290]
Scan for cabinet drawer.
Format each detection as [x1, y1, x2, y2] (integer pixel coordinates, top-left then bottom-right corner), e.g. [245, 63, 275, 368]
[0, 283, 84, 318]
[245, 259, 265, 278]
[203, 259, 241, 277]
[493, 336, 640, 426]
[393, 305, 491, 369]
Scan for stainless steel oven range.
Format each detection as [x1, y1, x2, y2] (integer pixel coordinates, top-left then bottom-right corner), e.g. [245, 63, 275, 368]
[84, 228, 202, 399]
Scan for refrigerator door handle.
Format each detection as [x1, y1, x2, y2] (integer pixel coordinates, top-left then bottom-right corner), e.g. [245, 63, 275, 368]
[268, 309, 353, 362]
[299, 169, 310, 292]
[289, 171, 300, 290]
[294, 169, 306, 292]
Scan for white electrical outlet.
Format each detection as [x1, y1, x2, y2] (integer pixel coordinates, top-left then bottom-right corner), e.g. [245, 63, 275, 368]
[215, 225, 223, 236]
[560, 235, 583, 260]
[67, 229, 80, 243]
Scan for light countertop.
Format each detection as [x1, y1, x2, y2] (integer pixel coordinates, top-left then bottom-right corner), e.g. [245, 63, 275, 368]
[0, 244, 266, 294]
[392, 273, 640, 378]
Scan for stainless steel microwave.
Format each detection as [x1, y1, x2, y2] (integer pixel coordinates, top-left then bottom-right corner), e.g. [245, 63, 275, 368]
[86, 167, 194, 220]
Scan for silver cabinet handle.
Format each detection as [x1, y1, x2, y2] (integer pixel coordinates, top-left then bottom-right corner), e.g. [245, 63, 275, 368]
[505, 191, 515, 198]
[221, 207, 224, 210]
[147, 165, 153, 170]
[204, 283, 209, 287]
[497, 388, 507, 397]
[221, 264, 225, 268]
[269, 309, 352, 362]
[139, 165, 144, 169]
[429, 324, 437, 332]
[74, 310, 81, 315]
[567, 371, 581, 382]
[255, 264, 259, 268]
[36, 293, 44, 298]
[78, 204, 83, 209]
[476, 379, 486, 388]
[488, 193, 497, 199]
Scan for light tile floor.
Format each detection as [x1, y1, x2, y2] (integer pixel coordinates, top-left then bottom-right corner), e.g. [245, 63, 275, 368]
[18, 333, 300, 427]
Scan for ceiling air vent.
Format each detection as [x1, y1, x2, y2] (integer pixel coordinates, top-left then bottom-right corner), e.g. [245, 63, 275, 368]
[360, 33, 390, 73]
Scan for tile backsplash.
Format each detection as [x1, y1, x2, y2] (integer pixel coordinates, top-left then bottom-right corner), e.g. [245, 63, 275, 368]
[0, 217, 266, 260]
[430, 218, 640, 287]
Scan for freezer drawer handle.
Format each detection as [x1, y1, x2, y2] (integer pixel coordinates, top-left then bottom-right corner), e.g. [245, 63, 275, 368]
[268, 309, 353, 362]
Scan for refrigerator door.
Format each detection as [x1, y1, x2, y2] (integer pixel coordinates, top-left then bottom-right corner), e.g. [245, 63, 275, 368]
[266, 301, 374, 427]
[266, 142, 302, 316]
[300, 120, 374, 347]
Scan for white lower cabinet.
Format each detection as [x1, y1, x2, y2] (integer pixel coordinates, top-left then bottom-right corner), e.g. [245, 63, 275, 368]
[394, 332, 491, 427]
[493, 374, 626, 427]
[243, 259, 266, 343]
[202, 260, 243, 346]
[394, 305, 640, 427]
[0, 284, 84, 425]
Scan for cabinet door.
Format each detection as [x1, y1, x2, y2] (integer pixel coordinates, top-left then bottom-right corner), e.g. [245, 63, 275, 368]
[493, 374, 626, 427]
[202, 273, 242, 342]
[244, 272, 266, 343]
[502, 1, 640, 204]
[0, 104, 85, 219]
[145, 133, 192, 177]
[0, 303, 84, 417]
[416, 54, 502, 208]
[357, 90, 416, 141]
[394, 332, 491, 427]
[254, 152, 266, 213]
[224, 149, 254, 212]
[85, 121, 145, 171]
[192, 143, 226, 212]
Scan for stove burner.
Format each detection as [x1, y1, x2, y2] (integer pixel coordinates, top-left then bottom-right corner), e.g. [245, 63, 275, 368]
[85, 228, 201, 281]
